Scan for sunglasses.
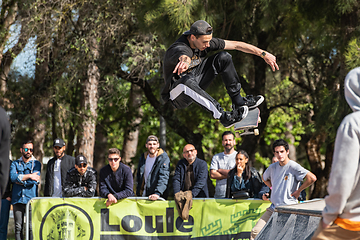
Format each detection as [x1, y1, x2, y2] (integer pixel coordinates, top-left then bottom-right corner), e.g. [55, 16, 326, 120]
[77, 163, 87, 168]
[108, 158, 119, 162]
[23, 148, 34, 153]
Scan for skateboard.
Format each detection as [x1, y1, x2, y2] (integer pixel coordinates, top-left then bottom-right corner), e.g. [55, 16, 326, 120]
[234, 107, 261, 136]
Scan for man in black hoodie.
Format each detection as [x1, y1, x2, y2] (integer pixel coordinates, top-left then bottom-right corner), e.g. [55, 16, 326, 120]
[44, 138, 75, 197]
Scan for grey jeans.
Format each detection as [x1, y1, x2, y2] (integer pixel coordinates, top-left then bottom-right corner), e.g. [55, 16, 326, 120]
[13, 203, 32, 240]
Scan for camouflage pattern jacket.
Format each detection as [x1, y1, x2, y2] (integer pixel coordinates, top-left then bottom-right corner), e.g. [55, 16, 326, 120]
[63, 167, 97, 197]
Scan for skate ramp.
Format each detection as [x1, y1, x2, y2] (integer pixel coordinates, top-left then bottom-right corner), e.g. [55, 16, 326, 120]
[255, 199, 325, 240]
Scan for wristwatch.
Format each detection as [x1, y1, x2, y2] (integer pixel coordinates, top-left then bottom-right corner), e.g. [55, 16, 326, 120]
[260, 51, 266, 58]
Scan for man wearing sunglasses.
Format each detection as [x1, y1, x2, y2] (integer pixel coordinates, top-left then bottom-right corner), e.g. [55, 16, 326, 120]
[63, 155, 97, 197]
[10, 140, 41, 240]
[136, 135, 170, 201]
[44, 138, 75, 197]
[99, 148, 134, 207]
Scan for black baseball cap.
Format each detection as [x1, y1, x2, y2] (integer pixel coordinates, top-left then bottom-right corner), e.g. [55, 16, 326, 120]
[183, 20, 213, 36]
[75, 155, 87, 165]
[53, 138, 65, 147]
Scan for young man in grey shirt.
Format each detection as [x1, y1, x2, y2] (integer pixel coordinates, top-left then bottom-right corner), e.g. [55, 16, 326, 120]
[250, 139, 317, 240]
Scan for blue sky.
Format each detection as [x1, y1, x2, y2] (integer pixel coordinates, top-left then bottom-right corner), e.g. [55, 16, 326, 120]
[5, 24, 36, 78]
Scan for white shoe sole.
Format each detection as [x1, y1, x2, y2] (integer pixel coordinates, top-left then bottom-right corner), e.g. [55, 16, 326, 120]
[249, 96, 264, 109]
[241, 106, 249, 118]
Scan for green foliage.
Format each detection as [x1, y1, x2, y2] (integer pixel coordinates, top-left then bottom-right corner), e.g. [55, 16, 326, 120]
[263, 107, 306, 146]
[345, 38, 360, 71]
[335, 0, 359, 14]
[123, 34, 166, 79]
[263, 77, 308, 146]
[2, 0, 360, 200]
[255, 152, 271, 168]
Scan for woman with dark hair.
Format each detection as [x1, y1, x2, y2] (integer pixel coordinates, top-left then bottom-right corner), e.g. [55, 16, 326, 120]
[226, 150, 269, 199]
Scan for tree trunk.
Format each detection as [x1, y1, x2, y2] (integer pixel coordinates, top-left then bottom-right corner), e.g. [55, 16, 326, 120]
[285, 122, 297, 161]
[159, 115, 166, 151]
[93, 124, 108, 173]
[66, 83, 81, 157]
[305, 133, 328, 198]
[0, 1, 18, 67]
[31, 97, 49, 163]
[77, 62, 99, 166]
[31, 28, 51, 163]
[121, 83, 143, 168]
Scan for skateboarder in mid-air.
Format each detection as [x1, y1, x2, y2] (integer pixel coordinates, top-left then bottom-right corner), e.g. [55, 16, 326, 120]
[161, 20, 279, 128]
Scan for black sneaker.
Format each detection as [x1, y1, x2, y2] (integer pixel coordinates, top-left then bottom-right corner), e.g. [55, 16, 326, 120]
[241, 95, 264, 109]
[219, 106, 249, 128]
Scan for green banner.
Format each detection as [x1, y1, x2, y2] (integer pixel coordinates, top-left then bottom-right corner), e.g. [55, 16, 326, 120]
[30, 198, 271, 240]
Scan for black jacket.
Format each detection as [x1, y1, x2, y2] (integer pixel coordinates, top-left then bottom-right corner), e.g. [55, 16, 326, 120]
[99, 163, 134, 199]
[173, 158, 209, 198]
[2, 160, 12, 199]
[226, 167, 269, 199]
[44, 154, 75, 196]
[0, 107, 10, 200]
[63, 167, 97, 197]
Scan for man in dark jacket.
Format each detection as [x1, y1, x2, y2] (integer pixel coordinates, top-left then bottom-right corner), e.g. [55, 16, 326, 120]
[0, 160, 12, 239]
[136, 135, 170, 200]
[173, 144, 209, 198]
[100, 148, 134, 207]
[0, 106, 10, 210]
[63, 155, 97, 197]
[44, 138, 75, 197]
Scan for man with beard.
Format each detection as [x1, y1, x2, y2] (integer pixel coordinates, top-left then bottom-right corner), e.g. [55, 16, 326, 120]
[10, 140, 41, 240]
[136, 135, 170, 200]
[44, 138, 75, 197]
[100, 148, 133, 207]
[210, 131, 237, 198]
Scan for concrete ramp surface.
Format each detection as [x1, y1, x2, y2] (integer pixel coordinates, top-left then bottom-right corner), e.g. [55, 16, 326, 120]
[255, 199, 325, 240]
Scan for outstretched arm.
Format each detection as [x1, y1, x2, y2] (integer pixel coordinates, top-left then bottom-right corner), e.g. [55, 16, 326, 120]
[224, 40, 279, 72]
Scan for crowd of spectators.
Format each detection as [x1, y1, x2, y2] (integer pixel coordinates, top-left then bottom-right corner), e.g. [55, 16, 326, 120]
[0, 134, 317, 240]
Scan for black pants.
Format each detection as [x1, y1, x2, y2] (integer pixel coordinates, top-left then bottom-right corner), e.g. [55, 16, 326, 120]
[13, 203, 32, 240]
[169, 51, 241, 119]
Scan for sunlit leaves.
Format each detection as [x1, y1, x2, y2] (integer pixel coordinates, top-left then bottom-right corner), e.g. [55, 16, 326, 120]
[345, 38, 360, 71]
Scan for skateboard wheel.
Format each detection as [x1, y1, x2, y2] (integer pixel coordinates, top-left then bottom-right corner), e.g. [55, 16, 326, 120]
[254, 129, 259, 135]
